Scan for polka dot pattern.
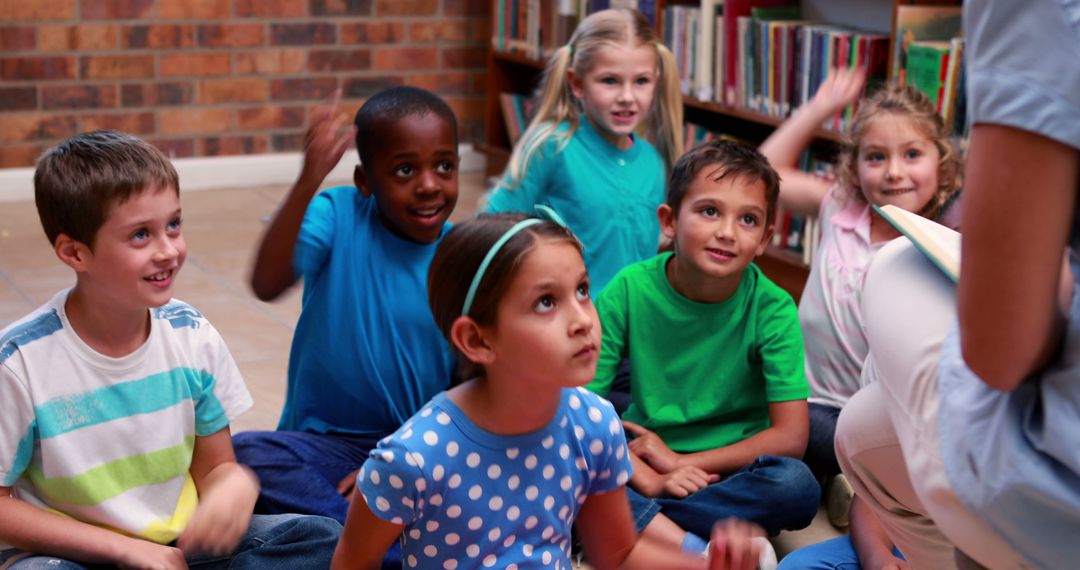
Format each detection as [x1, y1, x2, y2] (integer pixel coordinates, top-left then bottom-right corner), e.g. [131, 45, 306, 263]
[358, 389, 631, 567]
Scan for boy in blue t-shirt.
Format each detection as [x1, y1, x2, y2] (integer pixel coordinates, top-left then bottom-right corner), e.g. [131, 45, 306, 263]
[233, 87, 459, 528]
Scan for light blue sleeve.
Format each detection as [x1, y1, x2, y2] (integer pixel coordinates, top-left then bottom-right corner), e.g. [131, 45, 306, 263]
[358, 437, 427, 526]
[581, 391, 633, 495]
[293, 190, 336, 278]
[0, 362, 36, 487]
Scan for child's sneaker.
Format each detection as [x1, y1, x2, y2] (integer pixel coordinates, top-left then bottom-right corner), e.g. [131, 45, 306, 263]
[827, 473, 854, 528]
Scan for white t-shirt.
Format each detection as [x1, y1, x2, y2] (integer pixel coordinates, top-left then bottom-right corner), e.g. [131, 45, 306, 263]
[0, 290, 252, 547]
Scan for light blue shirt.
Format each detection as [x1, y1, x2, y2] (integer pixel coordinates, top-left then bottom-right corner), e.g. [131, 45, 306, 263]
[280, 186, 454, 436]
[486, 120, 666, 293]
[938, 2, 1080, 567]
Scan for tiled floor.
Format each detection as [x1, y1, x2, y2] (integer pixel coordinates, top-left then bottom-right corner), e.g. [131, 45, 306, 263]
[0, 169, 839, 559]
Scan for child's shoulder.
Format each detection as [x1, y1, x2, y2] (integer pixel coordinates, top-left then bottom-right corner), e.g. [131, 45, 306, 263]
[152, 299, 211, 331]
[0, 291, 68, 361]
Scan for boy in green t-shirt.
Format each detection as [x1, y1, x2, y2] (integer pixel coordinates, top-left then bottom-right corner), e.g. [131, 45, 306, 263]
[587, 139, 819, 543]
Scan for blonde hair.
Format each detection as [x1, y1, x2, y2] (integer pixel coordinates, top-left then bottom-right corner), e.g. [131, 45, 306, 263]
[503, 8, 683, 190]
[837, 84, 962, 221]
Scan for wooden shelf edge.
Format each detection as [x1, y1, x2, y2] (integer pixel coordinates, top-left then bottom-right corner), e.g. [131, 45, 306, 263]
[683, 96, 846, 144]
[491, 49, 546, 70]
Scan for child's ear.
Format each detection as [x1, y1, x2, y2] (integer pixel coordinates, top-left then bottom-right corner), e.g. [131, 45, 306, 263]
[54, 234, 92, 271]
[755, 224, 775, 257]
[354, 164, 371, 197]
[566, 68, 584, 100]
[450, 316, 496, 366]
[657, 204, 677, 240]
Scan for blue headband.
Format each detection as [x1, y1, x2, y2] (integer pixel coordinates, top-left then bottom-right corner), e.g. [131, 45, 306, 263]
[461, 205, 570, 317]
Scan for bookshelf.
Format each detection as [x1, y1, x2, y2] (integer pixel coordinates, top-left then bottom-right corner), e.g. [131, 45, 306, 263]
[481, 0, 962, 301]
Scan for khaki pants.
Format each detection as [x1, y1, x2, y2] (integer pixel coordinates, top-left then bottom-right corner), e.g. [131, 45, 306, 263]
[835, 238, 1028, 570]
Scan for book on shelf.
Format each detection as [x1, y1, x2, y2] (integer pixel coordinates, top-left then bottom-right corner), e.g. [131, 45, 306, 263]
[499, 92, 533, 145]
[906, 40, 950, 112]
[890, 5, 962, 85]
[874, 204, 960, 283]
[721, 0, 798, 107]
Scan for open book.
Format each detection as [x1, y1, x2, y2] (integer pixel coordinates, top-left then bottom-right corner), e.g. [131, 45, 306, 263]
[874, 204, 960, 282]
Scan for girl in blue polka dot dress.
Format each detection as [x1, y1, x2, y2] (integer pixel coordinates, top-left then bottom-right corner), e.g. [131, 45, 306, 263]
[330, 213, 764, 569]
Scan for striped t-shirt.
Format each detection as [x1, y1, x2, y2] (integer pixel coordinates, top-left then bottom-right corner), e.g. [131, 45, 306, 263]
[0, 289, 252, 547]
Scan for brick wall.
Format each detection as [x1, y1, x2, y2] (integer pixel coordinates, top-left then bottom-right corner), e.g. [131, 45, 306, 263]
[0, 0, 489, 168]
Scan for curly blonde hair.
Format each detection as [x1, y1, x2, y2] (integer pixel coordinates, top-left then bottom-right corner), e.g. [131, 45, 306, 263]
[836, 84, 962, 221]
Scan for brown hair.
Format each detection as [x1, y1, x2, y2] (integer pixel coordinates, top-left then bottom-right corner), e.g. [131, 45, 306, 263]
[837, 84, 962, 220]
[667, 138, 781, 224]
[34, 130, 178, 249]
[501, 8, 683, 190]
[428, 213, 581, 379]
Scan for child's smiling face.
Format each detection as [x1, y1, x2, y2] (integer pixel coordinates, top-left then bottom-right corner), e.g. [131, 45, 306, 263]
[568, 42, 657, 150]
[856, 113, 941, 216]
[356, 112, 460, 244]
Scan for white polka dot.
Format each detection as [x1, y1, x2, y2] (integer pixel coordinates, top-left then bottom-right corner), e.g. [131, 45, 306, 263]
[524, 455, 538, 469]
[445, 533, 460, 545]
[507, 506, 520, 521]
[482, 555, 497, 567]
[589, 439, 604, 455]
[616, 445, 626, 460]
[507, 475, 520, 490]
[405, 452, 416, 466]
[466, 544, 480, 557]
[542, 526, 554, 540]
[575, 457, 588, 470]
[430, 493, 443, 506]
[560, 475, 572, 490]
[415, 478, 427, 491]
[402, 497, 414, 509]
[588, 407, 603, 422]
[506, 447, 519, 459]
[523, 543, 534, 556]
[401, 428, 414, 440]
[559, 444, 570, 459]
[446, 441, 459, 457]
[423, 431, 439, 446]
[569, 394, 581, 409]
[559, 505, 569, 520]
[446, 504, 462, 518]
[436, 412, 451, 425]
[507, 565, 518, 570]
[525, 486, 539, 500]
[468, 516, 483, 530]
[524, 515, 538, 529]
[469, 485, 483, 500]
[424, 545, 438, 557]
[544, 496, 555, 510]
[408, 554, 418, 567]
[421, 407, 433, 417]
[541, 435, 554, 449]
[574, 485, 583, 499]
[389, 475, 403, 489]
[375, 496, 390, 511]
[409, 528, 421, 540]
[412, 451, 426, 468]
[488, 496, 503, 510]
[382, 451, 395, 463]
[542, 465, 555, 479]
[426, 520, 440, 532]
[574, 426, 586, 440]
[443, 560, 458, 570]
[542, 551, 552, 564]
[504, 534, 517, 547]
[488, 527, 501, 541]
[369, 469, 381, 485]
[487, 465, 501, 479]
[466, 452, 481, 468]
[609, 417, 620, 435]
[617, 470, 629, 485]
[448, 474, 462, 488]
[433, 464, 445, 481]
[392, 516, 403, 525]
[559, 416, 568, 428]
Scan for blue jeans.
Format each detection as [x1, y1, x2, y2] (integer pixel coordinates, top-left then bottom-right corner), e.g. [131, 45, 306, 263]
[627, 455, 820, 538]
[232, 430, 401, 568]
[805, 403, 843, 484]
[2, 514, 341, 569]
[776, 535, 904, 569]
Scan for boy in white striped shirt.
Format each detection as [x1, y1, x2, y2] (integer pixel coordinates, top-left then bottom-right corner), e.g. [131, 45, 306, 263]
[0, 130, 340, 569]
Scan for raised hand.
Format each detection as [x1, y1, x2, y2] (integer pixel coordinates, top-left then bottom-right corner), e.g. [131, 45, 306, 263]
[810, 67, 867, 117]
[623, 420, 680, 473]
[301, 88, 356, 183]
[706, 518, 765, 570]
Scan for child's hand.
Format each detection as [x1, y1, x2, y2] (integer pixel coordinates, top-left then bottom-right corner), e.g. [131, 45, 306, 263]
[301, 88, 355, 183]
[706, 518, 765, 570]
[623, 420, 680, 473]
[810, 67, 866, 117]
[176, 467, 259, 558]
[659, 465, 718, 498]
[117, 538, 188, 570]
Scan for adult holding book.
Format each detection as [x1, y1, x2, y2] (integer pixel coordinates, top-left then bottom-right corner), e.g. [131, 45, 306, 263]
[834, 0, 1080, 568]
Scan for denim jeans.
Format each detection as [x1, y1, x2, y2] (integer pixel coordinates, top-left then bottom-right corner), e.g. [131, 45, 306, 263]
[805, 402, 843, 484]
[627, 455, 820, 538]
[232, 430, 402, 568]
[776, 535, 904, 569]
[2, 514, 341, 570]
